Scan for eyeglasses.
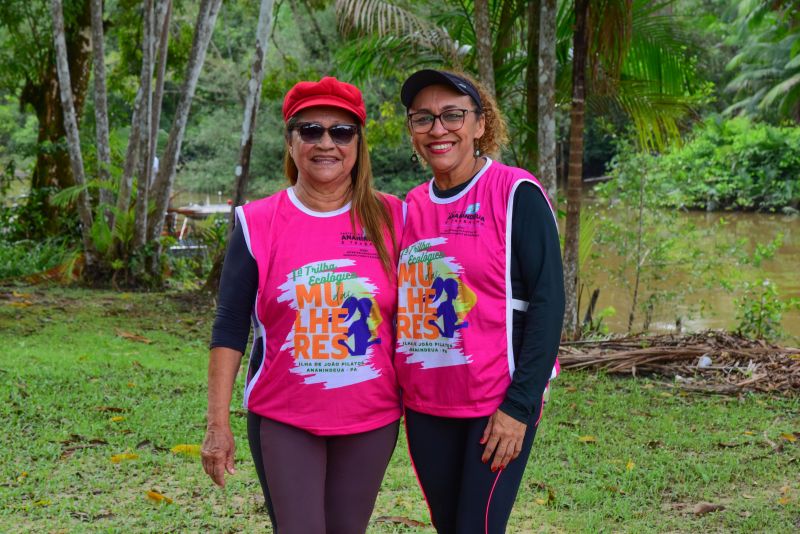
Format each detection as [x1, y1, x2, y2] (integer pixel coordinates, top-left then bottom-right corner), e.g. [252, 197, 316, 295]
[292, 122, 359, 145]
[407, 109, 479, 134]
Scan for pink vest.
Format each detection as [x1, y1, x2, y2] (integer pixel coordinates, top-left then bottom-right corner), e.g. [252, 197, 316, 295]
[236, 188, 403, 435]
[396, 158, 559, 417]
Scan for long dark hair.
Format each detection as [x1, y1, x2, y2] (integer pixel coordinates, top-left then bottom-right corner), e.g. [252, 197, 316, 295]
[284, 116, 397, 276]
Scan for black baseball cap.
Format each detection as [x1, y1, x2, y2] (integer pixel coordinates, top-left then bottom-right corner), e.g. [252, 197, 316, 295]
[400, 69, 483, 111]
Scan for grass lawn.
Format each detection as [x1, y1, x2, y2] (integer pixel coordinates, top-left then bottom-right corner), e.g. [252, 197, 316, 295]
[1, 287, 798, 533]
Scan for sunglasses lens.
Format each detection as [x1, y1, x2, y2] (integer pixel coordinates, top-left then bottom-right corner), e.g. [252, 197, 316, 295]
[329, 125, 357, 145]
[297, 123, 325, 143]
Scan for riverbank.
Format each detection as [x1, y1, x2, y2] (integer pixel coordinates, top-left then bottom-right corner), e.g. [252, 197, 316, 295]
[1, 288, 798, 532]
[581, 195, 800, 339]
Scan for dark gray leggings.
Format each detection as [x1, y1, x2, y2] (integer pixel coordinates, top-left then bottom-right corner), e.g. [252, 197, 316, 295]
[247, 412, 399, 534]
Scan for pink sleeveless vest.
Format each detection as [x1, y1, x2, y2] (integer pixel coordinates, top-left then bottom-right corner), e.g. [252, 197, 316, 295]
[396, 158, 559, 418]
[236, 188, 403, 435]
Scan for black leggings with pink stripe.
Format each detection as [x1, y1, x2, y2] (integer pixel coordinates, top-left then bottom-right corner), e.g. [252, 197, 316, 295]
[404, 407, 540, 534]
[247, 412, 399, 534]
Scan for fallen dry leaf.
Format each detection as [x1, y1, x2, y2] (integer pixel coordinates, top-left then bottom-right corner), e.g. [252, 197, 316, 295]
[115, 329, 152, 344]
[578, 435, 597, 443]
[109, 416, 125, 423]
[717, 442, 741, 448]
[626, 459, 635, 471]
[16, 472, 27, 483]
[743, 431, 755, 436]
[778, 496, 792, 505]
[110, 453, 139, 463]
[170, 444, 201, 457]
[146, 490, 173, 504]
[373, 516, 425, 527]
[779, 433, 797, 443]
[693, 502, 724, 516]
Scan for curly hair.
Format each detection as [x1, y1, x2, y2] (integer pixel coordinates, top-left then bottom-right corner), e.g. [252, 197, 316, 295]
[406, 70, 509, 159]
[452, 71, 509, 158]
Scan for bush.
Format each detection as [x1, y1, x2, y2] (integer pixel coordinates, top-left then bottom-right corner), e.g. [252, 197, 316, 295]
[604, 116, 800, 212]
[0, 238, 74, 280]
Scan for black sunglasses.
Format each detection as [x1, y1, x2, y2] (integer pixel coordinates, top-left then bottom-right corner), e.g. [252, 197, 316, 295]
[292, 122, 359, 145]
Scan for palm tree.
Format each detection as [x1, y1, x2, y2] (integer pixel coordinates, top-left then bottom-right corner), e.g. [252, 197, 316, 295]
[724, 0, 800, 122]
[336, 0, 700, 336]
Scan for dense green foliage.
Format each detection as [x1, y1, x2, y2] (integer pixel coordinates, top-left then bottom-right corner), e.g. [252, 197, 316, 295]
[604, 117, 800, 212]
[1, 288, 798, 531]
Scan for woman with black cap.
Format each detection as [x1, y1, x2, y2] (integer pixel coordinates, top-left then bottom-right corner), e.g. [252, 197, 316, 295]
[395, 69, 564, 533]
[201, 77, 403, 534]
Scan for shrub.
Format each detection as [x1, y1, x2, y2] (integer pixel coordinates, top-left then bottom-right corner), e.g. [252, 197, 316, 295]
[603, 116, 800, 212]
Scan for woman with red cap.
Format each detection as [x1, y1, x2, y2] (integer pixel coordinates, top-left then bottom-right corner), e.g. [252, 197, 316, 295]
[395, 69, 564, 533]
[201, 77, 403, 533]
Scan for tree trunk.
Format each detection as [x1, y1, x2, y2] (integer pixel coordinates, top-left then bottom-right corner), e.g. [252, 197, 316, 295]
[132, 0, 156, 249]
[473, 0, 496, 98]
[111, 85, 142, 246]
[206, 0, 275, 295]
[563, 0, 589, 338]
[146, 0, 223, 271]
[150, 0, 172, 176]
[51, 0, 96, 263]
[524, 0, 540, 172]
[537, 0, 557, 207]
[492, 0, 516, 100]
[21, 0, 92, 236]
[90, 0, 112, 212]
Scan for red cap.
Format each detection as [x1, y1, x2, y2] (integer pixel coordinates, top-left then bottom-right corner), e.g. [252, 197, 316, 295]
[282, 77, 366, 125]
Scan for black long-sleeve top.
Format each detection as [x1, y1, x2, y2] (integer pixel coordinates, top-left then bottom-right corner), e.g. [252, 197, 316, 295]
[211, 180, 564, 425]
[429, 179, 564, 423]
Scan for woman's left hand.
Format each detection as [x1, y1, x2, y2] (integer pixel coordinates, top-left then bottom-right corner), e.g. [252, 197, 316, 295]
[480, 409, 527, 471]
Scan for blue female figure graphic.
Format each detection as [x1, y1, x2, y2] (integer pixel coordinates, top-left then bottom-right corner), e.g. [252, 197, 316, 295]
[428, 277, 469, 338]
[337, 296, 381, 356]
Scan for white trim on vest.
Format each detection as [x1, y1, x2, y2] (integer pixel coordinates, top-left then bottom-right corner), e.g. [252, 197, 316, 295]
[428, 157, 493, 204]
[506, 177, 559, 382]
[511, 298, 529, 312]
[235, 205, 255, 259]
[243, 292, 266, 408]
[287, 186, 352, 217]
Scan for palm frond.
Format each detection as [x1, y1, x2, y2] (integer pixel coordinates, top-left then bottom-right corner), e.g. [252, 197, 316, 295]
[760, 72, 800, 108]
[335, 0, 460, 63]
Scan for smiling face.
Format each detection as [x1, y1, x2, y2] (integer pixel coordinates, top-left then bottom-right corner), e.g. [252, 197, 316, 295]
[287, 106, 359, 189]
[408, 84, 485, 184]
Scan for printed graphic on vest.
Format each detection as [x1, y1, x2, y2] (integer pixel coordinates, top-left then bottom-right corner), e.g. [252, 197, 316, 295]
[277, 259, 383, 389]
[396, 237, 477, 369]
[442, 203, 486, 237]
[340, 228, 379, 259]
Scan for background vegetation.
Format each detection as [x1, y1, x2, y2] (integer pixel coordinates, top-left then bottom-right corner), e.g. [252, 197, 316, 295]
[1, 289, 798, 532]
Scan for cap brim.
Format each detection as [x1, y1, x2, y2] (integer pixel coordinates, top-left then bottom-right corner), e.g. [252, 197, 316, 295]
[401, 69, 473, 108]
[287, 96, 365, 124]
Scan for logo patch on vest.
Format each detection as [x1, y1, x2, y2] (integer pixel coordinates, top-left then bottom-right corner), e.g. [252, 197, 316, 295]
[277, 259, 383, 389]
[340, 229, 379, 259]
[442, 203, 486, 237]
[396, 238, 477, 369]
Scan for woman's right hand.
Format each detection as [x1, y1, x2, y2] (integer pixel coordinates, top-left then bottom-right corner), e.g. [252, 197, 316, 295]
[201, 424, 236, 487]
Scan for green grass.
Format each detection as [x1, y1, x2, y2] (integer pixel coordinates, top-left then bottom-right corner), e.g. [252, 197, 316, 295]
[0, 287, 798, 533]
